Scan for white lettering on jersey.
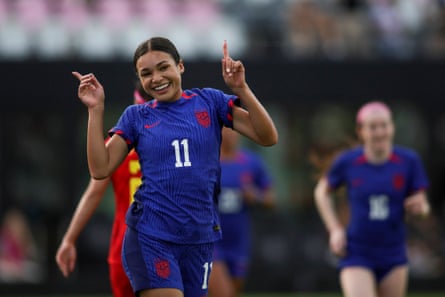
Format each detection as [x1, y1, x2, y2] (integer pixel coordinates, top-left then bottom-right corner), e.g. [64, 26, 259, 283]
[218, 188, 243, 214]
[369, 194, 389, 220]
[172, 138, 192, 167]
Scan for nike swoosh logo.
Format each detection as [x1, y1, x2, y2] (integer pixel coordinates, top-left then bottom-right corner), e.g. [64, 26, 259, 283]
[144, 120, 161, 129]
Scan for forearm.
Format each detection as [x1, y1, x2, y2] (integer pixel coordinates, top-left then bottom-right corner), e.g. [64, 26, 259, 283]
[63, 180, 108, 244]
[316, 196, 342, 233]
[86, 106, 109, 179]
[262, 188, 276, 209]
[233, 85, 278, 146]
[314, 180, 343, 233]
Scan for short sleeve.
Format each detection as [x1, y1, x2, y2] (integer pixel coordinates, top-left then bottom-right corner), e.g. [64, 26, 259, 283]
[251, 153, 273, 191]
[408, 152, 429, 193]
[108, 105, 137, 150]
[326, 153, 348, 190]
[202, 88, 239, 128]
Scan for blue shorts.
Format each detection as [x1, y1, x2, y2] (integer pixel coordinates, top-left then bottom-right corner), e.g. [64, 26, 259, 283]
[213, 245, 249, 278]
[122, 227, 214, 296]
[339, 242, 408, 283]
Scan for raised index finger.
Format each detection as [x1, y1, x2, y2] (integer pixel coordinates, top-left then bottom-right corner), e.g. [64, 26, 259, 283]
[72, 71, 83, 81]
[223, 40, 229, 59]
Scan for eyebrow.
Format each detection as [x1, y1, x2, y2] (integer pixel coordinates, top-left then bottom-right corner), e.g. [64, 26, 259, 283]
[156, 60, 169, 67]
[139, 60, 169, 73]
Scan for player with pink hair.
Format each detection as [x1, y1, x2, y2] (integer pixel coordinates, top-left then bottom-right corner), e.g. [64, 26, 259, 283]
[315, 101, 430, 297]
[355, 101, 392, 125]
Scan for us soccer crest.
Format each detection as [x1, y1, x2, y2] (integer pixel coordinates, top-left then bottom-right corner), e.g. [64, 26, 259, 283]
[392, 174, 405, 190]
[195, 110, 210, 128]
[154, 259, 170, 279]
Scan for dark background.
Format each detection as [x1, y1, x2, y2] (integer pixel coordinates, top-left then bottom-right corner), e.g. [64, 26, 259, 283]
[1, 60, 445, 294]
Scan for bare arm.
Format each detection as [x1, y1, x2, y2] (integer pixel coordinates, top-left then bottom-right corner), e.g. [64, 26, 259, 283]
[314, 177, 346, 256]
[72, 72, 128, 179]
[221, 41, 278, 146]
[261, 188, 276, 209]
[55, 178, 109, 277]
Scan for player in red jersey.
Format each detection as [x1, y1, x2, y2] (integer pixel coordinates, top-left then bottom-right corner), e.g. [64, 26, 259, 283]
[55, 82, 150, 297]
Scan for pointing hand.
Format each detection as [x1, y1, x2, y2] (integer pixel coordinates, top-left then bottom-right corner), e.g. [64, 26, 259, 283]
[72, 71, 105, 109]
[221, 40, 246, 91]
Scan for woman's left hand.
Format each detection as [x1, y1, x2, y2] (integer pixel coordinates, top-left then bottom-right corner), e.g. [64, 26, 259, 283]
[221, 41, 246, 91]
[404, 191, 430, 218]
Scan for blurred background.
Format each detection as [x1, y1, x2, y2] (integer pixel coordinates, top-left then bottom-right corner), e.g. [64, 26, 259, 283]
[0, 0, 445, 295]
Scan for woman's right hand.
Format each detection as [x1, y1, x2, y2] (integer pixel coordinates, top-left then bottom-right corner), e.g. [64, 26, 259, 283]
[329, 227, 347, 257]
[72, 72, 105, 109]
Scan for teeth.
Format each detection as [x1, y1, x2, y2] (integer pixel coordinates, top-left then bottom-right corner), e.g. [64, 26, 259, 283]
[154, 83, 169, 91]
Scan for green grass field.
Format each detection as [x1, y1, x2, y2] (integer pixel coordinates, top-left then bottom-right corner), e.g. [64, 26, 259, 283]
[246, 294, 443, 297]
[7, 293, 444, 297]
[243, 294, 445, 297]
[243, 292, 445, 297]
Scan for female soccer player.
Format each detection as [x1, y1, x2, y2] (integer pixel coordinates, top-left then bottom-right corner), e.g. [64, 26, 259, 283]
[314, 101, 430, 297]
[72, 37, 278, 297]
[56, 83, 149, 297]
[208, 127, 275, 297]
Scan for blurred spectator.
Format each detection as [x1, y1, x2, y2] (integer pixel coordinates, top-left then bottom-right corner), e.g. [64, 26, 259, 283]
[230, 0, 287, 59]
[0, 0, 443, 60]
[284, 0, 339, 59]
[284, 0, 370, 59]
[338, 1, 372, 58]
[422, 3, 445, 58]
[0, 208, 42, 283]
[366, 0, 439, 58]
[367, 0, 411, 58]
[285, 0, 323, 58]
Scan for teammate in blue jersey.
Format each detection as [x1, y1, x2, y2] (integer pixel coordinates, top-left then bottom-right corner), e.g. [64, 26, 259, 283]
[208, 127, 275, 297]
[314, 101, 430, 297]
[72, 37, 278, 297]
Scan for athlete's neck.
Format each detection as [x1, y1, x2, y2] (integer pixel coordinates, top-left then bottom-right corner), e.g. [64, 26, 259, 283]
[364, 145, 392, 164]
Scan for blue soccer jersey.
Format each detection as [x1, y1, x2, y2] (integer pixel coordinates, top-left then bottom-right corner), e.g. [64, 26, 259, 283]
[217, 150, 272, 257]
[109, 88, 237, 244]
[327, 146, 429, 249]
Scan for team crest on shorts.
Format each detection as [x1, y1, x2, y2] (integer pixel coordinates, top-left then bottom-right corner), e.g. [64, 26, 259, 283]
[154, 259, 170, 279]
[195, 110, 210, 128]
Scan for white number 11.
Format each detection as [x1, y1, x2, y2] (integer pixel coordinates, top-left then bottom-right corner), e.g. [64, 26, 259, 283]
[172, 138, 192, 167]
[202, 262, 213, 289]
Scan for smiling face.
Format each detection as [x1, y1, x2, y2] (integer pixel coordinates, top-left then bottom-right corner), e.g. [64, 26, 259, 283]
[357, 102, 394, 157]
[136, 50, 184, 102]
